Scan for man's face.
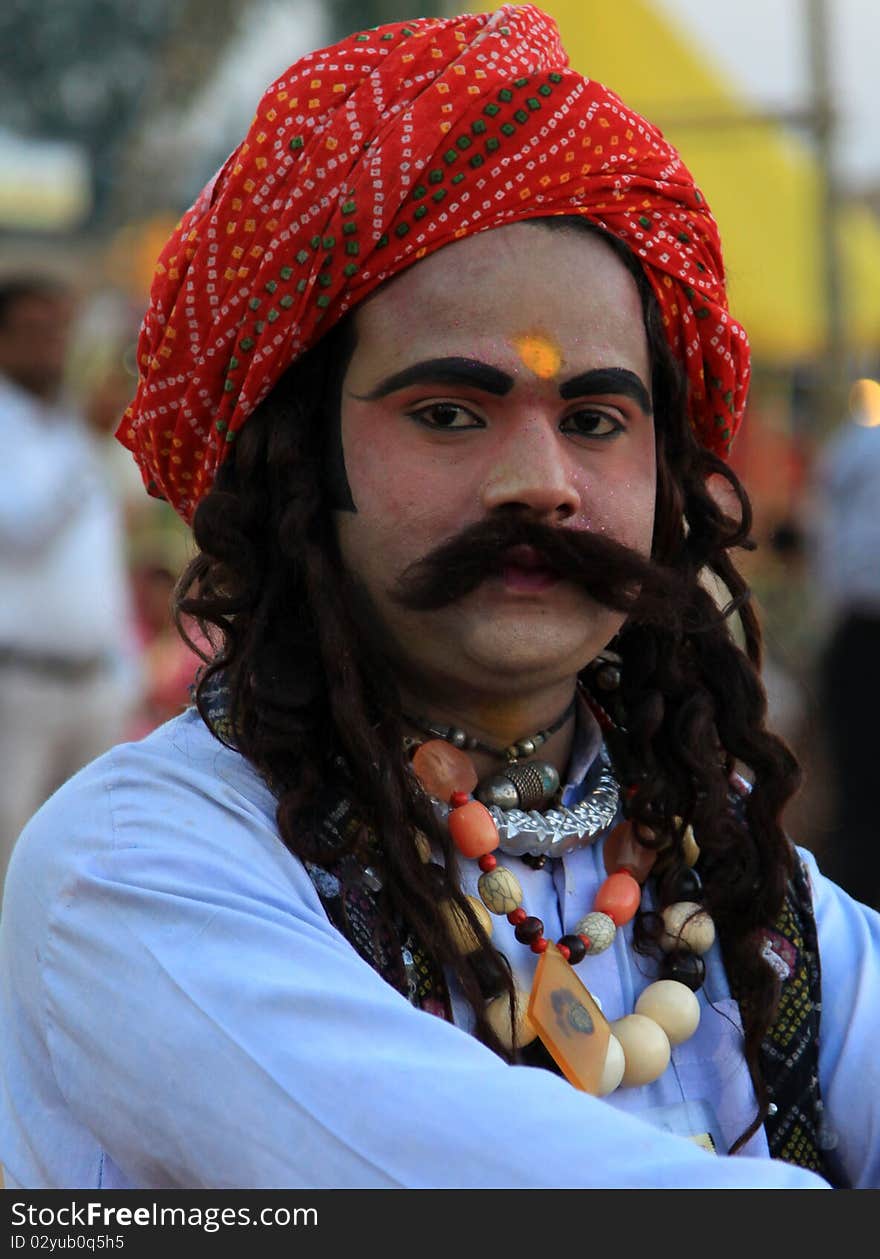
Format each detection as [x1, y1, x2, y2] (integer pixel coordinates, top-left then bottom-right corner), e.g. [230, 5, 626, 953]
[335, 223, 656, 707]
[0, 291, 75, 401]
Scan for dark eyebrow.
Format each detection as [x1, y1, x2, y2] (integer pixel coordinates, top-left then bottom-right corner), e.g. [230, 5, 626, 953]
[350, 357, 515, 400]
[560, 367, 652, 415]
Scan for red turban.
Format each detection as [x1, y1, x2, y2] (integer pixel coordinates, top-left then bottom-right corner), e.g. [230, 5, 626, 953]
[118, 4, 750, 524]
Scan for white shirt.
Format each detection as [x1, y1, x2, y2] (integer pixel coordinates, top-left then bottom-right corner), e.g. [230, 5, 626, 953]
[0, 373, 133, 660]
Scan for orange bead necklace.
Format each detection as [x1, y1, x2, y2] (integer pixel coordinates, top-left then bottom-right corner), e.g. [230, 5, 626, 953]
[446, 789, 650, 966]
[409, 718, 715, 1095]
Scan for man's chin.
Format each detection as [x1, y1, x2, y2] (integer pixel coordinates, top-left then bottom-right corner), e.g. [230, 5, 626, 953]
[449, 607, 620, 681]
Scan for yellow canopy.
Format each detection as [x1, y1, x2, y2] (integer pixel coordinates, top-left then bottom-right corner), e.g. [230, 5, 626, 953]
[469, 0, 880, 361]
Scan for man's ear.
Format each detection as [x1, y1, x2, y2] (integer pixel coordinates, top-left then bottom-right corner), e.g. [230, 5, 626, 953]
[705, 471, 741, 526]
[320, 316, 360, 513]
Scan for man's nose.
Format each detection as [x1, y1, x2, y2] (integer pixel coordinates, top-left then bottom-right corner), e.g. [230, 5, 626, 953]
[480, 419, 582, 521]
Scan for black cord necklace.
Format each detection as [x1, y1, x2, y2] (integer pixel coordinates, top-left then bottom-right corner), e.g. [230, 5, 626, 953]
[402, 696, 577, 765]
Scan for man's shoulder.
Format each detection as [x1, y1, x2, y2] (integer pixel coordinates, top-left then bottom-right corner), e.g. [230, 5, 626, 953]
[56, 705, 275, 812]
[104, 706, 277, 815]
[4, 709, 282, 909]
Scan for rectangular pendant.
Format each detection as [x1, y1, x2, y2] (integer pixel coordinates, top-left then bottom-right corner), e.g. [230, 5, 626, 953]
[526, 943, 610, 1094]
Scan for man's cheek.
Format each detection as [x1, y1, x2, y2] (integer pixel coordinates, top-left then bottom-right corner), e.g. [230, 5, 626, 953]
[346, 457, 415, 526]
[363, 481, 449, 540]
[606, 470, 656, 552]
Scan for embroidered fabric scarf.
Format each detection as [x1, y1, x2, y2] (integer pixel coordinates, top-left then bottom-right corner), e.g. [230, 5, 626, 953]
[118, 4, 749, 523]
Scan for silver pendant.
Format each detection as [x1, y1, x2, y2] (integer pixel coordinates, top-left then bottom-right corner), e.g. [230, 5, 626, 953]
[475, 760, 560, 811]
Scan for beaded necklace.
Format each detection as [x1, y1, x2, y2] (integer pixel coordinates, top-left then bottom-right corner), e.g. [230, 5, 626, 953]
[404, 696, 576, 765]
[407, 698, 620, 860]
[407, 689, 717, 1096]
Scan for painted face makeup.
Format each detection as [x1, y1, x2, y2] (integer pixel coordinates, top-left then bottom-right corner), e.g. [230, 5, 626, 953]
[333, 221, 656, 711]
[512, 333, 563, 382]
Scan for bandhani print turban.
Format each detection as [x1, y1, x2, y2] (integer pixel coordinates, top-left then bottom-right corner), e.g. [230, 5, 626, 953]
[118, 4, 750, 524]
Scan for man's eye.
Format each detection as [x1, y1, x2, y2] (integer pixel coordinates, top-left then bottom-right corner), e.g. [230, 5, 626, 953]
[406, 403, 484, 429]
[560, 409, 624, 438]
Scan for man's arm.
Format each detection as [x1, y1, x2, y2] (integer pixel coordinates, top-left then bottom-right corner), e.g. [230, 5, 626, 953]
[802, 847, 880, 1188]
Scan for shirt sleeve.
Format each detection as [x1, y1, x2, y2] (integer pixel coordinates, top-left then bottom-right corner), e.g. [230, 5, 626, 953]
[801, 846, 880, 1188]
[25, 759, 832, 1190]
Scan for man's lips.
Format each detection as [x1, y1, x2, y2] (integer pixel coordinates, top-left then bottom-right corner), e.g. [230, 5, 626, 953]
[500, 544, 560, 592]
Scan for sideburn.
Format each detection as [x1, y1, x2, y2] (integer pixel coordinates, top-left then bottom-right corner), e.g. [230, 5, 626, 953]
[323, 403, 358, 513]
[320, 316, 359, 513]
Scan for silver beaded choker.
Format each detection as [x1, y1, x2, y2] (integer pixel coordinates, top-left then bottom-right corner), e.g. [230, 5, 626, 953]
[432, 747, 619, 859]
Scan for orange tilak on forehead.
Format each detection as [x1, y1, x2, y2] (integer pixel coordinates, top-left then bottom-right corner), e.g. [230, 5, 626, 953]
[512, 333, 563, 381]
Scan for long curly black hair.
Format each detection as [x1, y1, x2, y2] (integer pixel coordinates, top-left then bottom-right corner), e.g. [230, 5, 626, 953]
[176, 217, 800, 1152]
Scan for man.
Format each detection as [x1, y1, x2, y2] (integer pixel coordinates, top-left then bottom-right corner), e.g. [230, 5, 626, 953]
[1, 7, 878, 1189]
[812, 382, 880, 909]
[0, 277, 137, 893]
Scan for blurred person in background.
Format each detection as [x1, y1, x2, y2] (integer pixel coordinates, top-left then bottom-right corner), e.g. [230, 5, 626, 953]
[77, 294, 166, 532]
[0, 276, 139, 895]
[1, 7, 878, 1192]
[746, 517, 829, 854]
[812, 380, 880, 909]
[78, 311, 205, 738]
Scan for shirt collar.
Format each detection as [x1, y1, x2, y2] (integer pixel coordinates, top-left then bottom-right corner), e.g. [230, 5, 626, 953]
[561, 689, 606, 804]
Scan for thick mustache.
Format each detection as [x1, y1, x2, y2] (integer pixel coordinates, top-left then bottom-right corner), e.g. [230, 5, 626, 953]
[389, 513, 688, 623]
